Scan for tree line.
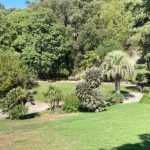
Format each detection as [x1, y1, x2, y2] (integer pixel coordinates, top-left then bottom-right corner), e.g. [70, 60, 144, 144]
[0, 0, 149, 79]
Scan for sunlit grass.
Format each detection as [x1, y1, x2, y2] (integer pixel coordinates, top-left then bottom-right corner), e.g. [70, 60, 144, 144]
[1, 103, 150, 150]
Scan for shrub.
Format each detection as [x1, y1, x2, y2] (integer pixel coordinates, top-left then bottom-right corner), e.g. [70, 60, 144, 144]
[0, 51, 32, 97]
[136, 72, 146, 83]
[110, 93, 124, 104]
[76, 67, 107, 112]
[8, 105, 28, 120]
[146, 53, 150, 71]
[84, 67, 101, 88]
[44, 85, 63, 111]
[2, 87, 30, 119]
[59, 68, 70, 78]
[79, 51, 100, 71]
[63, 94, 79, 112]
[143, 87, 150, 94]
[145, 72, 150, 84]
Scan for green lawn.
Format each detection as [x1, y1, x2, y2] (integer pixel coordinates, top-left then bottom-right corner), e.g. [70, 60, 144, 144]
[1, 103, 150, 150]
[140, 93, 150, 104]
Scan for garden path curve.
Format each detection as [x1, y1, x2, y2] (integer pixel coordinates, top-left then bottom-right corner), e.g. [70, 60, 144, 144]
[123, 92, 143, 104]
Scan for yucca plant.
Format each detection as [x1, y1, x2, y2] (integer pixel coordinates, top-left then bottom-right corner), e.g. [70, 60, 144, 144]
[44, 85, 63, 111]
[101, 51, 135, 94]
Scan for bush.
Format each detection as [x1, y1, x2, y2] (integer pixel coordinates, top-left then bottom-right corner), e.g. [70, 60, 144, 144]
[8, 105, 28, 120]
[79, 51, 100, 71]
[143, 87, 150, 94]
[145, 72, 150, 84]
[76, 67, 107, 112]
[84, 67, 101, 88]
[2, 87, 30, 119]
[136, 72, 146, 83]
[110, 93, 124, 104]
[0, 51, 32, 97]
[63, 94, 79, 112]
[146, 53, 150, 71]
[59, 68, 70, 78]
[44, 85, 63, 111]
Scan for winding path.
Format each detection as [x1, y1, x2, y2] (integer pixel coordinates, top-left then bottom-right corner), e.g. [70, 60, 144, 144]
[123, 92, 143, 104]
[26, 101, 49, 114]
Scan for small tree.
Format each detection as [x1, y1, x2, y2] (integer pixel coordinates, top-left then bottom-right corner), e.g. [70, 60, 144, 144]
[76, 67, 107, 112]
[101, 51, 135, 94]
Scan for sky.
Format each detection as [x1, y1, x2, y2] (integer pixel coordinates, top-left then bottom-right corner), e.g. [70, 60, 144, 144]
[0, 0, 27, 9]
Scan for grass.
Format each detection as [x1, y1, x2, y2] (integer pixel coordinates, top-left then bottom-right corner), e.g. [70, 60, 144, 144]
[1, 103, 150, 150]
[140, 93, 150, 104]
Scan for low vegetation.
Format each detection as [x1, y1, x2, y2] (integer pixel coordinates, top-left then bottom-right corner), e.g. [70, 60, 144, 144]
[63, 94, 79, 112]
[44, 85, 63, 111]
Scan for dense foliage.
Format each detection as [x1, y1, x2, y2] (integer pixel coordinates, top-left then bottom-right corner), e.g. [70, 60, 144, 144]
[0, 0, 149, 79]
[0, 8, 72, 79]
[1, 87, 31, 119]
[76, 67, 107, 112]
[0, 51, 31, 97]
[0, 51, 33, 119]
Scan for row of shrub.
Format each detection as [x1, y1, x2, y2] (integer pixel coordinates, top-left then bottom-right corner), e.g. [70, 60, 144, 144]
[44, 67, 126, 113]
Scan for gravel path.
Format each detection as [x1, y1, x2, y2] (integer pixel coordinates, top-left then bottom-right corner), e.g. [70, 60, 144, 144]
[0, 110, 7, 119]
[26, 101, 49, 114]
[123, 92, 143, 104]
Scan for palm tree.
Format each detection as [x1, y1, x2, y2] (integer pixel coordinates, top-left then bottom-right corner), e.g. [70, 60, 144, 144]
[101, 51, 135, 94]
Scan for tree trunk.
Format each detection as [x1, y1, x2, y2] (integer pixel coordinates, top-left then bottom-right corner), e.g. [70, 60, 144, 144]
[115, 75, 120, 94]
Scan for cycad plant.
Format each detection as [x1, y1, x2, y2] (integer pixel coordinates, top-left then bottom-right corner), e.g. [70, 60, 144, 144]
[101, 51, 135, 94]
[44, 85, 63, 111]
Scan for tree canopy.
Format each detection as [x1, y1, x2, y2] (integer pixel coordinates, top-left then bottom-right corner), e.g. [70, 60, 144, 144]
[0, 0, 149, 79]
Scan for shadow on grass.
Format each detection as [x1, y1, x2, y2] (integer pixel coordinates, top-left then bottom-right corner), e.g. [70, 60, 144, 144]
[20, 112, 40, 120]
[99, 134, 150, 150]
